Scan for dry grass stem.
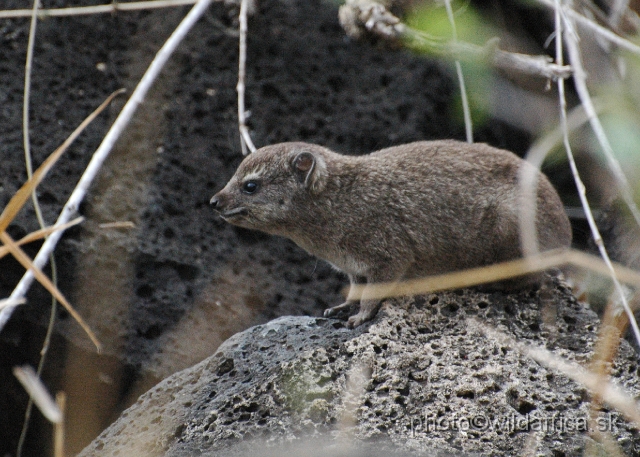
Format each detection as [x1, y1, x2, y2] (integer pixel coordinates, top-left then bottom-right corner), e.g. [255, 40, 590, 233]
[339, 360, 372, 433]
[443, 0, 473, 143]
[587, 429, 627, 457]
[588, 296, 630, 433]
[0, 84, 118, 235]
[339, 0, 573, 80]
[54, 392, 66, 457]
[0, 0, 198, 18]
[0, 218, 83, 260]
[23, 0, 45, 230]
[19, 5, 61, 439]
[346, 248, 640, 301]
[0, 231, 101, 350]
[470, 318, 640, 429]
[0, 0, 216, 334]
[13, 366, 62, 424]
[98, 221, 136, 229]
[19, 5, 58, 452]
[237, 0, 257, 155]
[0, 89, 123, 344]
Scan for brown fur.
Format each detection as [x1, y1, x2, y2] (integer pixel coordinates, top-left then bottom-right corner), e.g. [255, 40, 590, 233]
[211, 140, 572, 327]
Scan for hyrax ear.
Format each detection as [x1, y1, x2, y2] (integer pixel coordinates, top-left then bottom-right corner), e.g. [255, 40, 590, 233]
[291, 151, 327, 193]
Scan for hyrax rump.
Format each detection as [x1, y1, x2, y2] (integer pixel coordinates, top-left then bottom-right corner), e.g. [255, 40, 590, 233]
[211, 140, 572, 328]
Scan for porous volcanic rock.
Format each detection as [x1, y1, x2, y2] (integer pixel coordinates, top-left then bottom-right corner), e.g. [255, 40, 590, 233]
[79, 280, 640, 457]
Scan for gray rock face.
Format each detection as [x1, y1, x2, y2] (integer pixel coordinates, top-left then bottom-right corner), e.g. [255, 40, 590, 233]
[80, 281, 640, 456]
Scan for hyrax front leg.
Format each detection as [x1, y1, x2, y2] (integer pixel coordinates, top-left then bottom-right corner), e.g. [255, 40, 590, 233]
[323, 274, 363, 318]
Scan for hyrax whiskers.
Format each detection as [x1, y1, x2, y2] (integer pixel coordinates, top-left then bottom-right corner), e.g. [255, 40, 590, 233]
[211, 140, 572, 328]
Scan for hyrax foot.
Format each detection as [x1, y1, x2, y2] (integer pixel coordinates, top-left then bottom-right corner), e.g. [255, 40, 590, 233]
[346, 299, 382, 328]
[323, 301, 356, 318]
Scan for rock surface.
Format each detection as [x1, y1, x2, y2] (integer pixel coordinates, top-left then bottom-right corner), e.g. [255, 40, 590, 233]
[79, 280, 640, 456]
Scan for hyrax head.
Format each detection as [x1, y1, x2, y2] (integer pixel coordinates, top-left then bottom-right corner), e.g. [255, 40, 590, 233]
[210, 142, 329, 233]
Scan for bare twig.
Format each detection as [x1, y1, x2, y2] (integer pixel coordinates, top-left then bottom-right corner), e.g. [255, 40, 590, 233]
[470, 319, 640, 428]
[0, 0, 218, 335]
[0, 0, 197, 18]
[0, 298, 26, 309]
[338, 0, 572, 80]
[562, 16, 640, 229]
[13, 366, 62, 424]
[237, 0, 256, 155]
[535, 0, 640, 55]
[608, 0, 630, 30]
[443, 0, 473, 143]
[555, 0, 640, 350]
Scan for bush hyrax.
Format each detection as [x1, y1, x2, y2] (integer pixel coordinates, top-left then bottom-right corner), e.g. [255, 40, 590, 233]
[211, 140, 572, 327]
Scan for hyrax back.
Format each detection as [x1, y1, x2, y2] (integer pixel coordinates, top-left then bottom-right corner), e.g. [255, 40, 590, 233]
[211, 140, 571, 327]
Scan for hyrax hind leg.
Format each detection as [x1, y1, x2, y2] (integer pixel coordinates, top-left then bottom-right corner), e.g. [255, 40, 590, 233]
[346, 275, 400, 328]
[323, 274, 363, 318]
[324, 274, 399, 328]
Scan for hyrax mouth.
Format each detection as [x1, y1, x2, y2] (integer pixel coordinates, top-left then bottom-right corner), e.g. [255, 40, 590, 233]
[220, 207, 247, 219]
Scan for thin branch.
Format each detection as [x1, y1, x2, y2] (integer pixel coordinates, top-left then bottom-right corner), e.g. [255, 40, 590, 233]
[535, 0, 640, 55]
[237, 0, 256, 155]
[443, 0, 473, 143]
[562, 16, 640, 228]
[13, 366, 62, 424]
[0, 0, 197, 18]
[0, 0, 218, 335]
[556, 0, 640, 350]
[0, 298, 26, 309]
[98, 220, 136, 229]
[338, 0, 572, 80]
[608, 0, 630, 30]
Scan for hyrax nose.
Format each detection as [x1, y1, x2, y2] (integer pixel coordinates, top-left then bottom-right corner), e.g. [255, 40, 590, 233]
[210, 193, 222, 209]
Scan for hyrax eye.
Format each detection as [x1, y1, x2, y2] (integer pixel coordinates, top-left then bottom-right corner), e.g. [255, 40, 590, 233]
[242, 180, 259, 194]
